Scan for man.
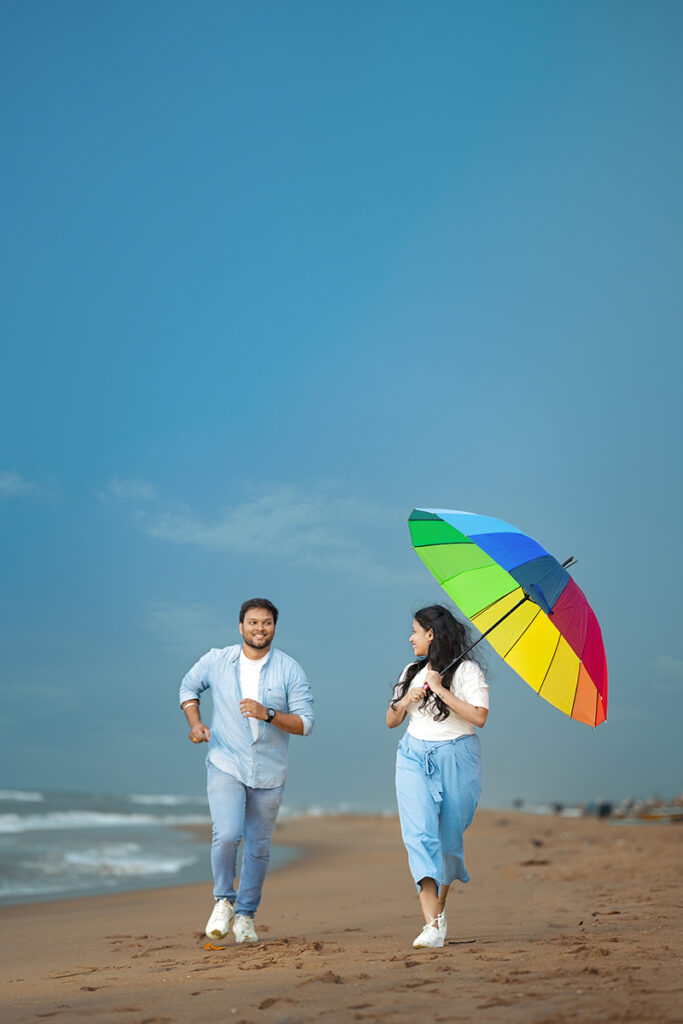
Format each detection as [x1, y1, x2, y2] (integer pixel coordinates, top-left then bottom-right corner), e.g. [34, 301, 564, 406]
[179, 598, 314, 943]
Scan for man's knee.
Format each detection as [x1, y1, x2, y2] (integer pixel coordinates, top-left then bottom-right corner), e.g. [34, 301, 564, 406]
[212, 825, 242, 849]
[244, 832, 274, 859]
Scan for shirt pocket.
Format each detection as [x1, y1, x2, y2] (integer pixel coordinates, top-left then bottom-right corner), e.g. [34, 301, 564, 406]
[264, 681, 287, 709]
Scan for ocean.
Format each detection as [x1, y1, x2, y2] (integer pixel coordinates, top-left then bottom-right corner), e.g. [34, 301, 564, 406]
[0, 788, 298, 907]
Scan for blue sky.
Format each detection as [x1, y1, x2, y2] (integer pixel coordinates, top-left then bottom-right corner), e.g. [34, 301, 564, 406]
[2, 0, 682, 810]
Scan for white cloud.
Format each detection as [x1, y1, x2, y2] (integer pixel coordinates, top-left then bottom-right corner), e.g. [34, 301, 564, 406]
[0, 471, 37, 500]
[106, 477, 157, 501]
[140, 487, 422, 586]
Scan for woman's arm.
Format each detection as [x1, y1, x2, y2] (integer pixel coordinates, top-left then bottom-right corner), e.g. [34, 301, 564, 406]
[386, 689, 423, 729]
[424, 670, 489, 728]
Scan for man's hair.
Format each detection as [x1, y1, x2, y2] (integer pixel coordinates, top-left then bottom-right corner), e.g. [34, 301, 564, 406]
[239, 598, 279, 625]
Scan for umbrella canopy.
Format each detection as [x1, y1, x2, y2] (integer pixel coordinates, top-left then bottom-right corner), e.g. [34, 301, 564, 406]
[408, 508, 607, 726]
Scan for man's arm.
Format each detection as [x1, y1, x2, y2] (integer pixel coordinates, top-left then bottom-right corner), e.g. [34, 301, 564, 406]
[239, 658, 314, 737]
[282, 660, 314, 735]
[182, 699, 211, 743]
[179, 650, 216, 744]
[239, 701, 304, 735]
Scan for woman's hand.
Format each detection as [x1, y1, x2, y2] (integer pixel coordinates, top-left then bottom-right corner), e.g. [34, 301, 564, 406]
[386, 687, 422, 728]
[398, 689, 424, 711]
[424, 669, 444, 693]
[423, 671, 489, 728]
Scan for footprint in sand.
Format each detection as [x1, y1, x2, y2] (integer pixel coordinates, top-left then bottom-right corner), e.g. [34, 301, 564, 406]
[297, 970, 345, 986]
[51, 967, 99, 979]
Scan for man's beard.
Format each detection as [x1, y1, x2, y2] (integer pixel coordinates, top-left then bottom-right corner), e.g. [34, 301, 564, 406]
[244, 636, 271, 650]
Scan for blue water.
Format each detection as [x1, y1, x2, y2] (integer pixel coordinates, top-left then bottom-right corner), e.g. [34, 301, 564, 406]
[0, 789, 297, 906]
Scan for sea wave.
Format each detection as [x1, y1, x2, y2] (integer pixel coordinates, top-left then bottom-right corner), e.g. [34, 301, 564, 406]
[0, 843, 198, 900]
[128, 793, 208, 807]
[0, 790, 45, 802]
[61, 844, 197, 877]
[0, 811, 210, 834]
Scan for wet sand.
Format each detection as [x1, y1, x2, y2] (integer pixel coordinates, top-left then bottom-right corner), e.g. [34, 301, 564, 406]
[1, 810, 681, 1023]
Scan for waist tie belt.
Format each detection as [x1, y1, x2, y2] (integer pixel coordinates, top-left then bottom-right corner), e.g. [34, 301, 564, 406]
[422, 747, 443, 805]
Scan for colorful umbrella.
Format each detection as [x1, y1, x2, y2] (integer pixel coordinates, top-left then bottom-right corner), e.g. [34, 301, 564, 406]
[408, 508, 608, 726]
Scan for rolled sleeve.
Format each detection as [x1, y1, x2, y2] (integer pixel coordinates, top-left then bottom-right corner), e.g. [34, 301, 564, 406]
[286, 663, 315, 736]
[178, 649, 217, 706]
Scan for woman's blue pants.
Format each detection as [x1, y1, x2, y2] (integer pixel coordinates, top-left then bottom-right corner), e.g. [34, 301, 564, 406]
[395, 731, 482, 889]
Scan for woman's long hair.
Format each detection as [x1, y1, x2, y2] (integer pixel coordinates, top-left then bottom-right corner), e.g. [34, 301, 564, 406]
[391, 605, 481, 722]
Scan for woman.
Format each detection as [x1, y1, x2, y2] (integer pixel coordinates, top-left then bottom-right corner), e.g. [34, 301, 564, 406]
[386, 605, 489, 949]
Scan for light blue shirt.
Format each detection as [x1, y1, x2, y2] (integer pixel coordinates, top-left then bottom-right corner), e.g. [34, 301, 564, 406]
[179, 644, 314, 789]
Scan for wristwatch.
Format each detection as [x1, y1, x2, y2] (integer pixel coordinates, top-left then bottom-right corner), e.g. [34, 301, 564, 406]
[265, 707, 276, 723]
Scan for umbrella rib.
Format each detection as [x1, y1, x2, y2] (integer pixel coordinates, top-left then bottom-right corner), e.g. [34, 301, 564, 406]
[536, 632, 562, 699]
[498, 605, 541, 658]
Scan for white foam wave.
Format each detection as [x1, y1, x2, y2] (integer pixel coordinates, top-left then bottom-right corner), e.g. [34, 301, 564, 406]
[62, 844, 197, 877]
[0, 811, 209, 834]
[0, 844, 197, 898]
[128, 793, 208, 807]
[0, 881, 73, 899]
[0, 790, 45, 802]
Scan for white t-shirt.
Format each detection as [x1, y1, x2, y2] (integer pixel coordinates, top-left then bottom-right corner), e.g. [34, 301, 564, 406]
[394, 660, 489, 742]
[239, 650, 266, 740]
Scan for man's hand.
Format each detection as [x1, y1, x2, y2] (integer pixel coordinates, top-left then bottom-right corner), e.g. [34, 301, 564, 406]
[240, 699, 268, 721]
[189, 723, 210, 744]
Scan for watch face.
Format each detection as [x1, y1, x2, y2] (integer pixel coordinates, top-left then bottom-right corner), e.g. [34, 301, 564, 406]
[267, 708, 276, 721]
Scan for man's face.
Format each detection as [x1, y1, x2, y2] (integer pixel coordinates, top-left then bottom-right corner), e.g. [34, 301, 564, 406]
[239, 607, 276, 654]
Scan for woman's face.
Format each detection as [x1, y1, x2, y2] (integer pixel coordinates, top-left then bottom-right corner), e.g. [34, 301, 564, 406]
[410, 619, 433, 658]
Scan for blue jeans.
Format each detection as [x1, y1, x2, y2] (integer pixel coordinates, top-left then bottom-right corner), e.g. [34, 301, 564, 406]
[207, 761, 285, 916]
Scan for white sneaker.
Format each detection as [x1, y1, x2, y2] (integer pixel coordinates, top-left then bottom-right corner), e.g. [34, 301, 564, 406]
[437, 909, 447, 941]
[205, 898, 235, 938]
[233, 914, 259, 944]
[412, 919, 444, 949]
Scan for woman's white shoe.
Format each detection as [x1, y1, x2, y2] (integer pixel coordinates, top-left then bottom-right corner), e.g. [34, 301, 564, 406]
[412, 919, 444, 949]
[437, 909, 447, 941]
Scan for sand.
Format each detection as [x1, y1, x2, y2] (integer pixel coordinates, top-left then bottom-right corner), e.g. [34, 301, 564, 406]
[1, 811, 681, 1023]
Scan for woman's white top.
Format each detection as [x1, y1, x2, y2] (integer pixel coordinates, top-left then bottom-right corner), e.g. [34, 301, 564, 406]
[395, 661, 489, 741]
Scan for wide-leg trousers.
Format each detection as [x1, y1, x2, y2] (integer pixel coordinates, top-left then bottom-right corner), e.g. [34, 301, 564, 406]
[206, 761, 285, 917]
[395, 731, 482, 889]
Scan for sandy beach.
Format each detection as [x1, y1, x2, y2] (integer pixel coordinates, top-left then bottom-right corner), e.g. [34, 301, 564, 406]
[1, 810, 681, 1023]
